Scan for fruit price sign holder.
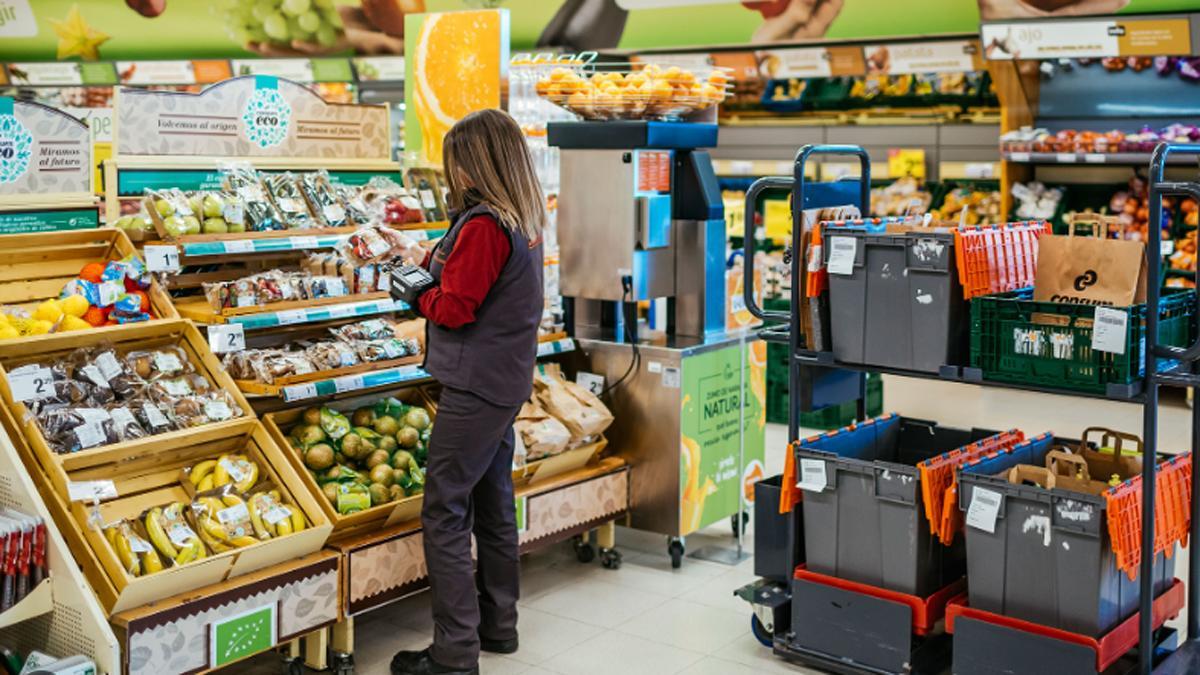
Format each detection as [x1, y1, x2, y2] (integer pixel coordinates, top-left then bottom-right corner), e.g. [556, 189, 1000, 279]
[0, 98, 100, 236]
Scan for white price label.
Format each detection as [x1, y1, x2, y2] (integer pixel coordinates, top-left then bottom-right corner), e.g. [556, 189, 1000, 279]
[1162, 240, 1175, 257]
[328, 303, 354, 319]
[826, 236, 857, 275]
[223, 202, 245, 225]
[8, 367, 54, 402]
[1008, 152, 1031, 162]
[575, 371, 605, 396]
[144, 245, 181, 273]
[167, 522, 198, 547]
[1091, 306, 1128, 355]
[966, 487, 1003, 534]
[111, 406, 137, 431]
[74, 422, 107, 449]
[77, 408, 111, 424]
[98, 281, 124, 307]
[797, 458, 827, 492]
[143, 402, 171, 429]
[80, 365, 109, 389]
[1084, 153, 1107, 164]
[333, 374, 365, 393]
[154, 351, 184, 374]
[292, 235, 319, 250]
[326, 278, 347, 296]
[204, 399, 234, 421]
[419, 189, 437, 209]
[236, 293, 258, 308]
[208, 323, 246, 353]
[263, 505, 293, 526]
[128, 534, 153, 554]
[1055, 152, 1077, 163]
[964, 162, 995, 179]
[284, 382, 318, 401]
[223, 240, 255, 254]
[67, 480, 118, 502]
[219, 458, 249, 484]
[276, 309, 306, 326]
[96, 352, 123, 380]
[647, 361, 663, 374]
[216, 502, 250, 526]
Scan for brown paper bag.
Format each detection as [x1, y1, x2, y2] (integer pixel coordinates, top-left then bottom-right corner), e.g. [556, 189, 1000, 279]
[514, 400, 572, 461]
[1033, 222, 1146, 307]
[533, 364, 614, 442]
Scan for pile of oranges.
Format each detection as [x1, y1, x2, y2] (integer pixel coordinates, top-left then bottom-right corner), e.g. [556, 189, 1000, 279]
[536, 64, 729, 120]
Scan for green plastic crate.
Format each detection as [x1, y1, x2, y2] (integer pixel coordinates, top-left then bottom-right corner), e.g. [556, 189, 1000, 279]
[969, 288, 1195, 394]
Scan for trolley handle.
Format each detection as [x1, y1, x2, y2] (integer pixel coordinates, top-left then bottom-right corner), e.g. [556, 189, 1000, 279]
[793, 144, 873, 214]
[743, 176, 794, 322]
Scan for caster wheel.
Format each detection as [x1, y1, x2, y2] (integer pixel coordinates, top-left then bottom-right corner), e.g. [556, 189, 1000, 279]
[282, 657, 304, 675]
[751, 615, 773, 648]
[573, 536, 596, 563]
[331, 651, 354, 675]
[731, 512, 750, 536]
[668, 539, 685, 569]
[600, 548, 622, 570]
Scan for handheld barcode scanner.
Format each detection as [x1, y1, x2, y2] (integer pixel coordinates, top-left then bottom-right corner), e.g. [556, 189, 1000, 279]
[389, 264, 435, 305]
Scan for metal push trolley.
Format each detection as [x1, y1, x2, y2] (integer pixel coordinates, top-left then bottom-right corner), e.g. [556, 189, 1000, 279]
[737, 142, 1200, 675]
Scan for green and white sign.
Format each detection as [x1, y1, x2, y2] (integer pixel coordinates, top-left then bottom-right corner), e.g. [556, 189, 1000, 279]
[0, 207, 98, 234]
[210, 603, 277, 668]
[515, 495, 528, 535]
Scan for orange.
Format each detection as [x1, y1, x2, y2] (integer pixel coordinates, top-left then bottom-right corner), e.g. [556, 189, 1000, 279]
[130, 290, 150, 313]
[79, 262, 106, 283]
[83, 306, 108, 327]
[411, 10, 501, 164]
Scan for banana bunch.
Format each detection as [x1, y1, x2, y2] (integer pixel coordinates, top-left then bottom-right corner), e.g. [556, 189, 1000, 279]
[104, 522, 164, 578]
[248, 490, 306, 539]
[144, 502, 208, 566]
[194, 494, 260, 553]
[190, 455, 260, 493]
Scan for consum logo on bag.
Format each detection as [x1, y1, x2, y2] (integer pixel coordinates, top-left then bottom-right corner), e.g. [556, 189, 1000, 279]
[210, 603, 277, 668]
[1074, 270, 1099, 292]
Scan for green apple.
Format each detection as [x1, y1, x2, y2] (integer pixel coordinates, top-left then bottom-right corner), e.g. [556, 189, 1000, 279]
[202, 217, 229, 234]
[202, 194, 224, 219]
[154, 199, 174, 218]
[182, 215, 202, 235]
[163, 215, 187, 237]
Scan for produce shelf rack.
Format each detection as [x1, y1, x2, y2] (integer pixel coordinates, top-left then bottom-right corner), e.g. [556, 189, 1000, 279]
[739, 142, 1200, 675]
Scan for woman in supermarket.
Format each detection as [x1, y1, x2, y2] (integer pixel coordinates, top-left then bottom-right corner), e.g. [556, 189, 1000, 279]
[389, 108, 547, 675]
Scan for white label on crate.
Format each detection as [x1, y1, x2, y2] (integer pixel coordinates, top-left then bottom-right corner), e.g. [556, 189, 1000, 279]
[208, 324, 246, 354]
[128, 534, 153, 554]
[966, 487, 1003, 533]
[1091, 306, 1128, 355]
[284, 383, 318, 401]
[576, 371, 605, 396]
[143, 402, 170, 428]
[219, 458, 249, 484]
[224, 240, 255, 254]
[204, 399, 234, 421]
[1055, 152, 1077, 163]
[292, 235, 319, 250]
[74, 422, 106, 449]
[276, 309, 306, 326]
[96, 352, 123, 380]
[80, 365, 109, 389]
[159, 378, 192, 397]
[661, 367, 681, 388]
[145, 245, 181, 273]
[236, 293, 258, 308]
[223, 202, 245, 225]
[98, 281, 124, 307]
[826, 236, 857, 275]
[334, 374, 365, 393]
[1084, 153, 1107, 164]
[647, 361, 663, 374]
[1162, 240, 1175, 257]
[419, 189, 437, 209]
[264, 505, 292, 526]
[111, 406, 137, 431]
[67, 480, 118, 503]
[153, 351, 183, 374]
[8, 367, 53, 402]
[1009, 152, 1031, 162]
[797, 458, 827, 492]
[167, 522, 198, 548]
[216, 502, 250, 526]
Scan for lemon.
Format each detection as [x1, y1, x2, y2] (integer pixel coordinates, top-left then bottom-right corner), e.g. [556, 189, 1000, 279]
[33, 300, 63, 323]
[0, 324, 17, 340]
[28, 320, 53, 336]
[61, 294, 89, 318]
[60, 316, 91, 332]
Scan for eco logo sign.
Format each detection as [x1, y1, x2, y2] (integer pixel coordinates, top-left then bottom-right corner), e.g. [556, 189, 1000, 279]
[0, 97, 32, 184]
[210, 603, 277, 668]
[241, 76, 290, 149]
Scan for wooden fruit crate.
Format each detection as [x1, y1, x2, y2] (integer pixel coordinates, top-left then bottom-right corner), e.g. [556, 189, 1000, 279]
[0, 227, 177, 323]
[0, 320, 253, 496]
[174, 291, 392, 325]
[142, 193, 357, 243]
[262, 385, 433, 541]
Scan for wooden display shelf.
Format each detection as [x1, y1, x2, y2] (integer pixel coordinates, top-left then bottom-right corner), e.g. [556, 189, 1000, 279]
[0, 577, 53, 631]
[175, 291, 391, 325]
[512, 437, 608, 487]
[539, 331, 568, 343]
[153, 224, 357, 246]
[235, 354, 423, 396]
[0, 320, 254, 492]
[0, 228, 177, 322]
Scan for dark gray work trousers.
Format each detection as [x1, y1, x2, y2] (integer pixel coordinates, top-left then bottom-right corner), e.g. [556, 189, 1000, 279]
[422, 386, 521, 669]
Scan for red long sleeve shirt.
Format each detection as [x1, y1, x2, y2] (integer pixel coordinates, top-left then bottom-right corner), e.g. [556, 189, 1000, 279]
[418, 215, 511, 329]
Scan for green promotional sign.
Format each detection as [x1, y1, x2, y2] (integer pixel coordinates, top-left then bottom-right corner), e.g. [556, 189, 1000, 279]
[680, 343, 766, 536]
[515, 495, 528, 534]
[210, 603, 277, 668]
[0, 208, 98, 234]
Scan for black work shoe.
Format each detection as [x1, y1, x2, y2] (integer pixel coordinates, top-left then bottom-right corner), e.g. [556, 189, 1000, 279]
[390, 648, 478, 675]
[480, 635, 519, 655]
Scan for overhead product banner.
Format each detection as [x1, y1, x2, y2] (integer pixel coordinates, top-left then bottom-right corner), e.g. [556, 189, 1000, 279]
[116, 75, 390, 159]
[982, 16, 1192, 59]
[864, 40, 979, 74]
[0, 97, 91, 195]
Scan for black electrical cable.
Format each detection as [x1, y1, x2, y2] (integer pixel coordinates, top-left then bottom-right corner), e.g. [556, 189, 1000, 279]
[601, 275, 641, 398]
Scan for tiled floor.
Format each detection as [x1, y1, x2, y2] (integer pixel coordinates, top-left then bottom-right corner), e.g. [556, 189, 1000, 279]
[230, 377, 1195, 674]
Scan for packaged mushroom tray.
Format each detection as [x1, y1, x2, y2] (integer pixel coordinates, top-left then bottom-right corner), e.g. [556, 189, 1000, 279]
[263, 387, 435, 537]
[536, 61, 731, 120]
[225, 318, 424, 395]
[0, 320, 253, 498]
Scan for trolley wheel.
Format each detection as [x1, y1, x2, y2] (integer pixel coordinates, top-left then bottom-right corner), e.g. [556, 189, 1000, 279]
[730, 511, 750, 536]
[573, 536, 596, 563]
[750, 615, 773, 648]
[600, 547, 622, 570]
[668, 538, 685, 569]
[282, 657, 304, 675]
[331, 651, 354, 675]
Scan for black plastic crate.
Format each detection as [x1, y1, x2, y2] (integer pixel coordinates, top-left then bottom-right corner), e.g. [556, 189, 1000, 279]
[754, 475, 804, 581]
[958, 434, 1174, 636]
[796, 414, 997, 597]
[825, 229, 967, 373]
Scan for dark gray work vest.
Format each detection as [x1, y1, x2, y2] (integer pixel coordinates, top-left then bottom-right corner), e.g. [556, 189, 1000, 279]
[424, 202, 544, 406]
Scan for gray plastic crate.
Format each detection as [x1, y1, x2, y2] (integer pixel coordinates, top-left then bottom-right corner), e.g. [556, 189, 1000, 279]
[797, 414, 997, 597]
[824, 229, 967, 373]
[754, 475, 804, 581]
[959, 434, 1173, 636]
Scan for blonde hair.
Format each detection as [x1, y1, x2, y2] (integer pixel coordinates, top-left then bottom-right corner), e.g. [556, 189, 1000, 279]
[443, 109, 547, 242]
